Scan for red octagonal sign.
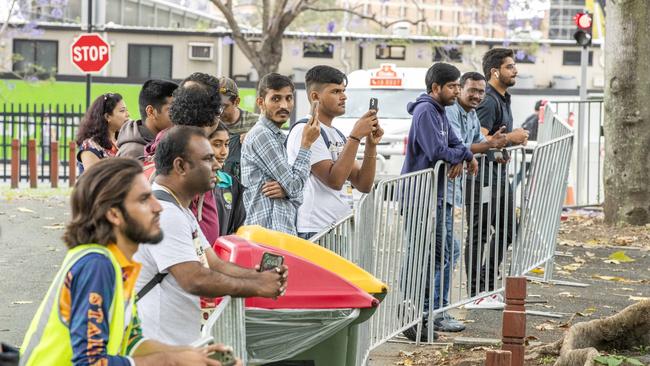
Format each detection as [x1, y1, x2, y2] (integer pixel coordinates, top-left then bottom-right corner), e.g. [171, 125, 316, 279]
[70, 33, 111, 73]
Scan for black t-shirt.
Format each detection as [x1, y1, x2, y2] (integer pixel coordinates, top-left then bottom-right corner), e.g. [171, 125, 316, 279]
[476, 85, 513, 135]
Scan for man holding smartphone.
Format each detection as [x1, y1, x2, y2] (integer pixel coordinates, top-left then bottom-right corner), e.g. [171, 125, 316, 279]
[286, 65, 383, 239]
[464, 48, 529, 310]
[241, 73, 321, 235]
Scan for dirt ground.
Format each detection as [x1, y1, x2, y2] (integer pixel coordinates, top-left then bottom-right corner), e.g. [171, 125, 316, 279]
[368, 208, 650, 366]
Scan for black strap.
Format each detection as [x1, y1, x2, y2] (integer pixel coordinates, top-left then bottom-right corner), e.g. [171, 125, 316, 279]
[135, 273, 168, 303]
[135, 189, 182, 303]
[285, 117, 346, 148]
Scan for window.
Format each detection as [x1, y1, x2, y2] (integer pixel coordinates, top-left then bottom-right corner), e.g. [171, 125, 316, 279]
[562, 50, 593, 66]
[303, 42, 334, 58]
[13, 39, 58, 76]
[128, 45, 172, 79]
[376, 45, 406, 60]
[433, 46, 462, 62]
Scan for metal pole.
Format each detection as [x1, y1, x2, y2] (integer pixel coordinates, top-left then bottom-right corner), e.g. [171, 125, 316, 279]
[577, 45, 588, 205]
[86, 0, 93, 110]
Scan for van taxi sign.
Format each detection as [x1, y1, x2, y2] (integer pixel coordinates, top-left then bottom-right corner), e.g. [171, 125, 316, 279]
[369, 64, 404, 88]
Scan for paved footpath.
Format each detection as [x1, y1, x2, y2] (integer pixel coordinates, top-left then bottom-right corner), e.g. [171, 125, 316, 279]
[2, 192, 649, 365]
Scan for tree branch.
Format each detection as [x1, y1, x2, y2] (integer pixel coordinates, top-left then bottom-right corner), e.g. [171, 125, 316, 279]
[210, 0, 260, 69]
[0, 0, 19, 39]
[302, 5, 427, 29]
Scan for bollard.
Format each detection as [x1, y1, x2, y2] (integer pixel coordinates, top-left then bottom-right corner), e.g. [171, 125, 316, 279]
[501, 277, 527, 366]
[11, 139, 20, 189]
[28, 139, 37, 188]
[68, 141, 76, 187]
[50, 141, 59, 188]
[486, 349, 512, 366]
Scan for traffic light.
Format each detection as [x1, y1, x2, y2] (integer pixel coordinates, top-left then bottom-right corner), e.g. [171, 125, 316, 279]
[573, 12, 592, 47]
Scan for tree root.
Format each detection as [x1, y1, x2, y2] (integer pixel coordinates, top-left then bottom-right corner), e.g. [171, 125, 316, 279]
[526, 300, 650, 366]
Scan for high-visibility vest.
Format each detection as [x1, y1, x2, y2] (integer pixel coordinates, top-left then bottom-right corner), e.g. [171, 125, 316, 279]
[19, 244, 136, 366]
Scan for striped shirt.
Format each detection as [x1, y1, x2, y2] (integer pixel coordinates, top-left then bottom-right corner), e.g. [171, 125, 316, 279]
[241, 116, 311, 235]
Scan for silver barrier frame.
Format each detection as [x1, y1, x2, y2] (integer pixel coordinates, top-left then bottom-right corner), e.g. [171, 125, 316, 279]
[201, 296, 248, 364]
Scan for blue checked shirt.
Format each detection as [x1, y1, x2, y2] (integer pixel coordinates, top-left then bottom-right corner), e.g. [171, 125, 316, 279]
[446, 102, 487, 206]
[241, 116, 312, 235]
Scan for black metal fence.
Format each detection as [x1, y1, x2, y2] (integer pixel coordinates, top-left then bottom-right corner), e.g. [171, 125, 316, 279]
[1, 103, 83, 183]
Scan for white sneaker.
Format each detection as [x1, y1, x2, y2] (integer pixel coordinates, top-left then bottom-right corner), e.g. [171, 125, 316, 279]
[464, 294, 505, 310]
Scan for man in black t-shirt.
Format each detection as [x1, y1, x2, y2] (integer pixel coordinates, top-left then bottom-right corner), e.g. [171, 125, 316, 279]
[465, 48, 529, 310]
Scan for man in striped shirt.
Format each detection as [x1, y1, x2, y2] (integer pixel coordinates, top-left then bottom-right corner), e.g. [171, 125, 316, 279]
[241, 73, 320, 235]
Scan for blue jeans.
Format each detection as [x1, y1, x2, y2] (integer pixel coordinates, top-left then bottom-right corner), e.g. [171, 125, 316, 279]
[425, 203, 461, 312]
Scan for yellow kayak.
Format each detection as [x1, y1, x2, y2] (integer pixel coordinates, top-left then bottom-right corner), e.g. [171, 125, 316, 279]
[236, 225, 388, 295]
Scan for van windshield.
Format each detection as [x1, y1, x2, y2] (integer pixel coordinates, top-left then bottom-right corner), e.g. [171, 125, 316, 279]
[341, 89, 424, 119]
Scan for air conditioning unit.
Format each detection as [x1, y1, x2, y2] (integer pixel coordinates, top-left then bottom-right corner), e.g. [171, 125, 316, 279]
[188, 42, 214, 61]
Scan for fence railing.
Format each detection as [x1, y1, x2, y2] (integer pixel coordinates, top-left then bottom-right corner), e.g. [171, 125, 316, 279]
[200, 296, 248, 364]
[311, 104, 573, 365]
[548, 99, 603, 207]
[0, 103, 83, 184]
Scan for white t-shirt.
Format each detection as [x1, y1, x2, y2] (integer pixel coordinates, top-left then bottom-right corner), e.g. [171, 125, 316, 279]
[134, 183, 210, 345]
[287, 122, 354, 233]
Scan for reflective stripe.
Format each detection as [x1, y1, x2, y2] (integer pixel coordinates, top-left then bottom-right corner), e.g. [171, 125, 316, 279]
[19, 247, 111, 366]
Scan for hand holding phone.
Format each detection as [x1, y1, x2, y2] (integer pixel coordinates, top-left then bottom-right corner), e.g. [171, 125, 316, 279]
[301, 101, 321, 148]
[259, 252, 284, 272]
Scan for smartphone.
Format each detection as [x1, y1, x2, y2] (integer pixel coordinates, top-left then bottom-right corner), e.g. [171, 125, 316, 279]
[259, 252, 284, 272]
[209, 349, 236, 366]
[486, 149, 503, 162]
[310, 100, 319, 121]
[369, 97, 378, 111]
[501, 148, 510, 161]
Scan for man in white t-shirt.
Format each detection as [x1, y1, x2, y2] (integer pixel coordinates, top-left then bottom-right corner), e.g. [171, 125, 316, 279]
[135, 126, 288, 345]
[287, 65, 384, 239]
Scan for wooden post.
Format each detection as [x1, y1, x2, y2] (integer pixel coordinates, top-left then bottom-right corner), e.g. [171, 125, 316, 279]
[28, 139, 37, 188]
[10, 139, 20, 189]
[501, 277, 527, 366]
[50, 141, 59, 188]
[486, 349, 512, 366]
[68, 141, 76, 187]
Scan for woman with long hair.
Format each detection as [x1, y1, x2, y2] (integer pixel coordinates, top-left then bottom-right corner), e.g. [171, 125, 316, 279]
[76, 93, 130, 174]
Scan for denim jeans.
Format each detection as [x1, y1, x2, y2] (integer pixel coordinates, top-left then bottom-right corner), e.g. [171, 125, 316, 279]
[423, 202, 461, 312]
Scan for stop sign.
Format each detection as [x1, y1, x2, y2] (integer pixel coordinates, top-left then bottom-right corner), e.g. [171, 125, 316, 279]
[70, 33, 111, 73]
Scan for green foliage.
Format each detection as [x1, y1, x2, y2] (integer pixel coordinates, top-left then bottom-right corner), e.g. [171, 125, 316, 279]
[594, 355, 644, 366]
[539, 355, 557, 365]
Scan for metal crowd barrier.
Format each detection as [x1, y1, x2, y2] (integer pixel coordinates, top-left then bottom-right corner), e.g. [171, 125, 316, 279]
[201, 296, 248, 364]
[308, 105, 573, 364]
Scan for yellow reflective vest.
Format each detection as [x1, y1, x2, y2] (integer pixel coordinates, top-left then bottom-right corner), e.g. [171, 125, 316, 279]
[19, 244, 136, 366]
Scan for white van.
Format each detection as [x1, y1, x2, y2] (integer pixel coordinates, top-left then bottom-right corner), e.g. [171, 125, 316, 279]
[332, 64, 427, 178]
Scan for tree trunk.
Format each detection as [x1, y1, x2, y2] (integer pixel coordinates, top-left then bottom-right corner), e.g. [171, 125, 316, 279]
[603, 0, 650, 225]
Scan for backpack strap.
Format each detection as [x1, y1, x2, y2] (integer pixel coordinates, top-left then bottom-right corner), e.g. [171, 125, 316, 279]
[285, 117, 346, 149]
[135, 189, 185, 303]
[484, 92, 503, 132]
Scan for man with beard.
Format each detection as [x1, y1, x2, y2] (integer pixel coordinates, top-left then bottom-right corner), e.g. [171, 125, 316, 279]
[286, 65, 383, 239]
[20, 158, 234, 366]
[401, 62, 477, 342]
[465, 48, 529, 310]
[241, 73, 320, 235]
[443, 72, 507, 327]
[135, 126, 287, 345]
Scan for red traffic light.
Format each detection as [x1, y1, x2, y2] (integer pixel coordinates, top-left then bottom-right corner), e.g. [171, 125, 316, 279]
[573, 13, 592, 30]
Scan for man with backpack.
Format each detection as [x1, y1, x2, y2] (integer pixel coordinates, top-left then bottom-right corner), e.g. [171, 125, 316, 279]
[286, 65, 383, 239]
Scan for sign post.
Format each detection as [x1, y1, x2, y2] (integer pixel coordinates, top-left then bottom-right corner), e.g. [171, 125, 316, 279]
[70, 33, 111, 108]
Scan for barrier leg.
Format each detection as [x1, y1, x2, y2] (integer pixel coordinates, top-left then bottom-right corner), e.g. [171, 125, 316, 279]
[486, 350, 512, 366]
[50, 141, 59, 188]
[501, 277, 526, 366]
[11, 139, 20, 189]
[69, 141, 76, 187]
[28, 139, 37, 188]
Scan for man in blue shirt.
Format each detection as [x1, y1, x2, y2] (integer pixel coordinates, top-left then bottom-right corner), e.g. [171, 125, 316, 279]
[446, 72, 508, 312]
[401, 63, 477, 342]
[241, 73, 321, 235]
